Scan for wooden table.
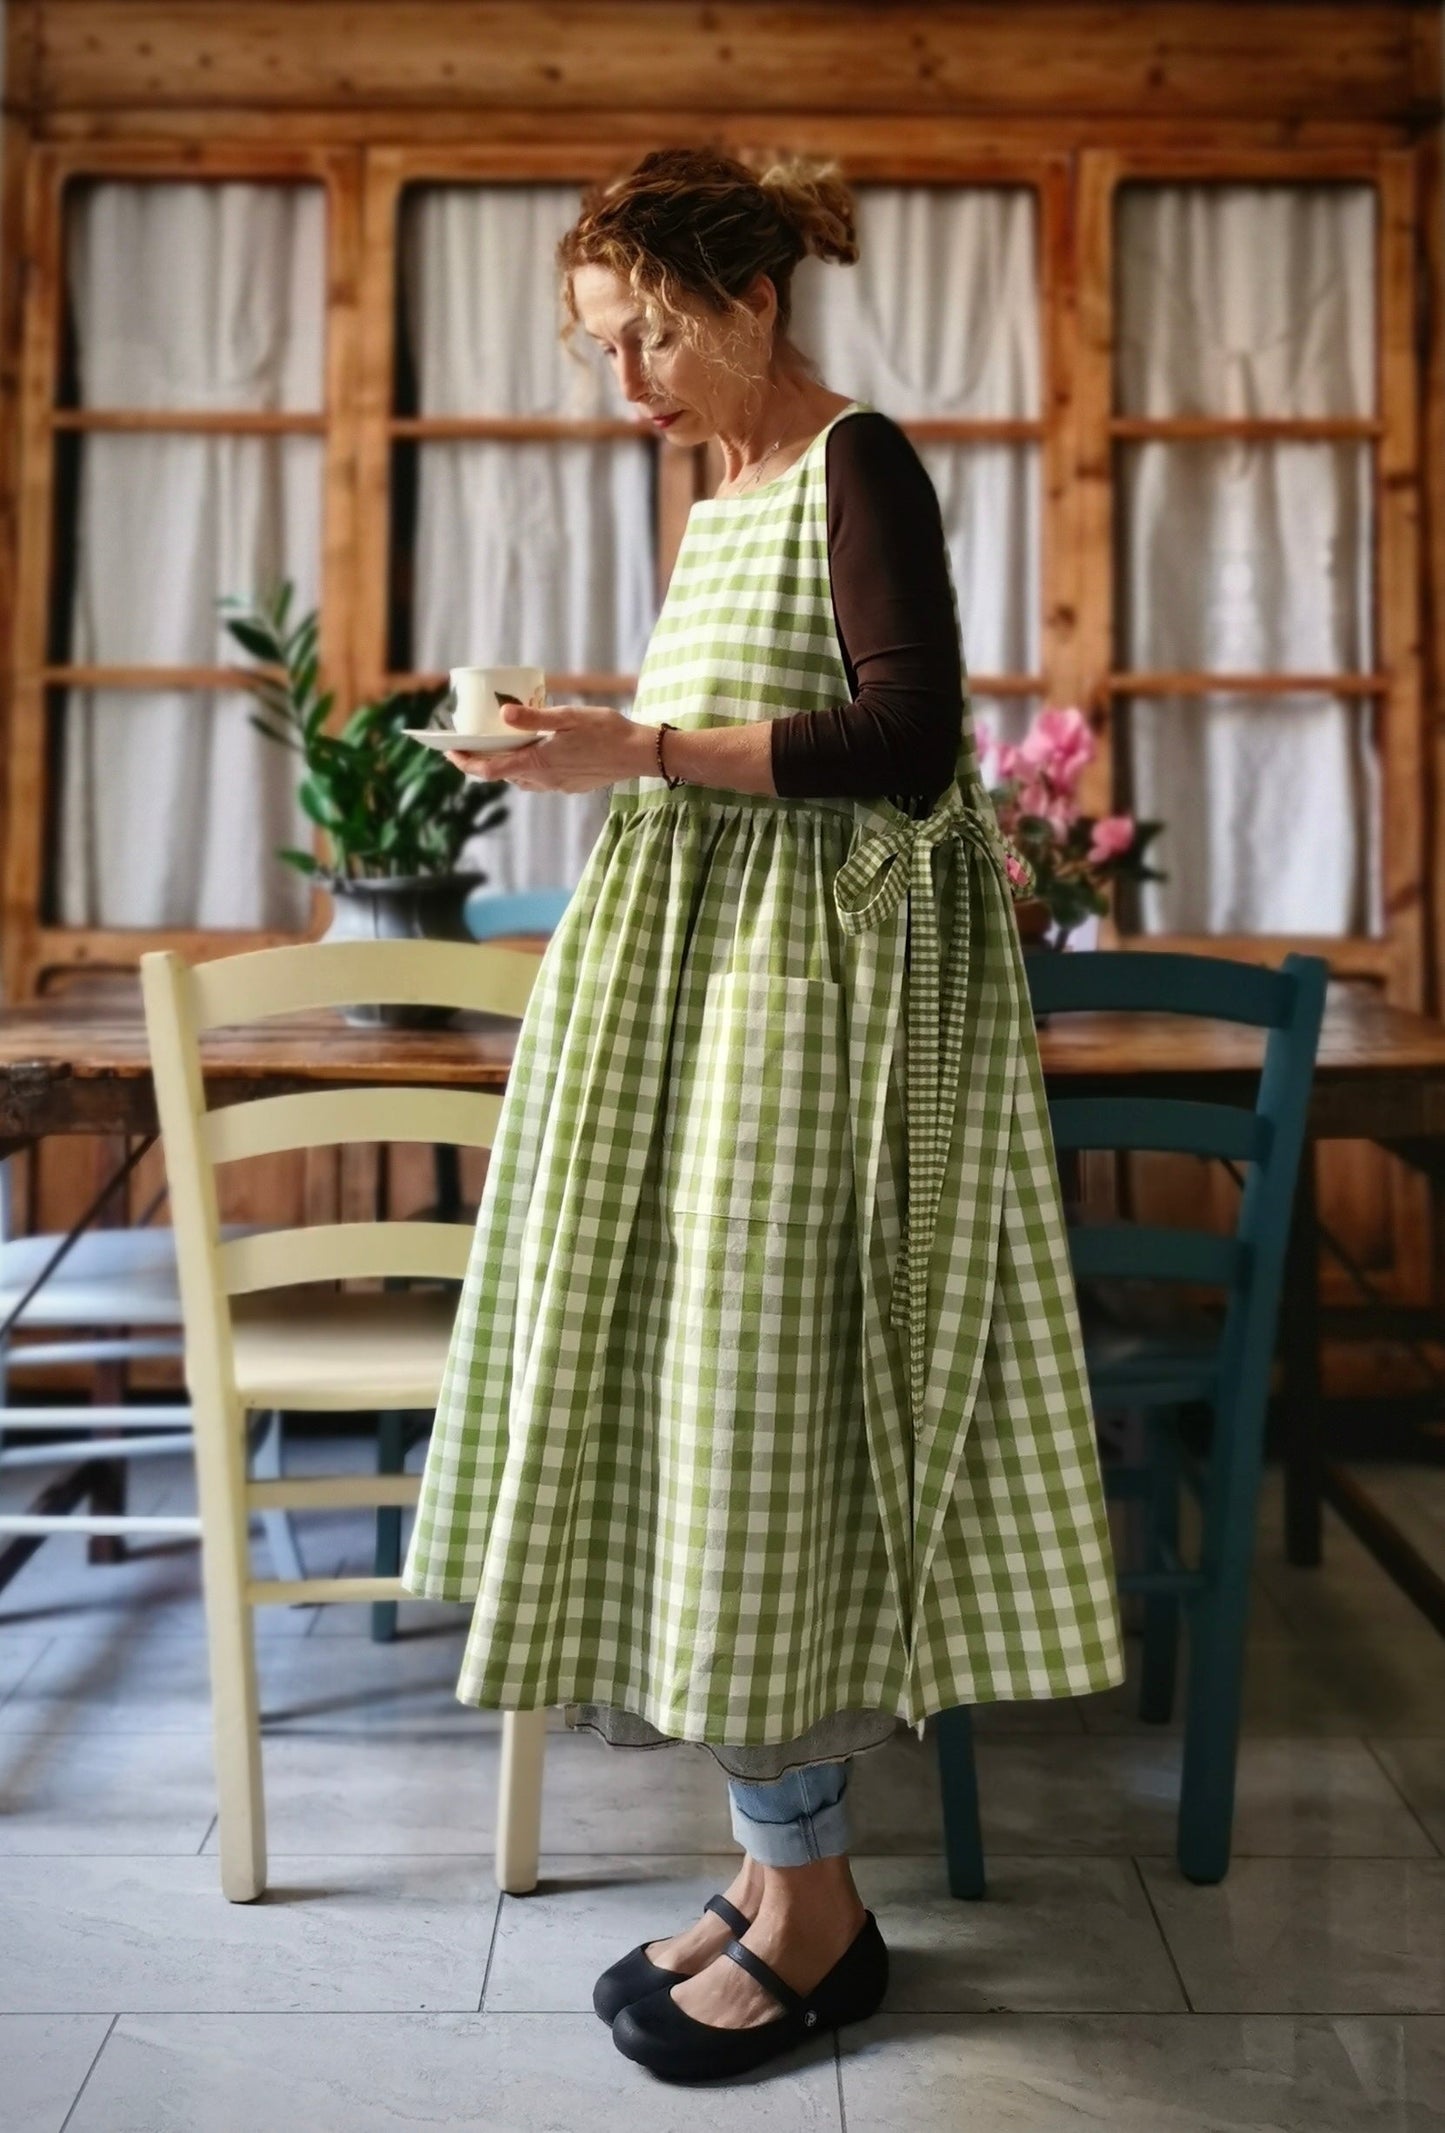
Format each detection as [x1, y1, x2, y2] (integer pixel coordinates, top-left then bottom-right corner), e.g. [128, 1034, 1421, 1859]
[4, 973, 1445, 1622]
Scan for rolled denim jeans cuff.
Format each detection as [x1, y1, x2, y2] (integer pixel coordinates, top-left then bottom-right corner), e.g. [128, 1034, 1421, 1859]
[726, 1762, 852, 1866]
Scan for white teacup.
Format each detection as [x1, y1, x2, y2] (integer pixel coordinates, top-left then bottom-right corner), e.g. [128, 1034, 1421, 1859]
[449, 665, 547, 738]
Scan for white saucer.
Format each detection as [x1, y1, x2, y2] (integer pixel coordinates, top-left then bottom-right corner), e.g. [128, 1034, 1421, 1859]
[402, 728, 544, 753]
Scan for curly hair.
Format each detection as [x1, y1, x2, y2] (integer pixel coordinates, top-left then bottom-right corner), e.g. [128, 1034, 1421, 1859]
[557, 144, 858, 380]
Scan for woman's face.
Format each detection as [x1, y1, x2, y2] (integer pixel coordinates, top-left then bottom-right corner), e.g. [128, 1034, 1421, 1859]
[569, 261, 771, 446]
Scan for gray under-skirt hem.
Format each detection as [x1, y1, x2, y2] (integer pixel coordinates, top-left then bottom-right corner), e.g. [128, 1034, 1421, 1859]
[561, 1699, 913, 1779]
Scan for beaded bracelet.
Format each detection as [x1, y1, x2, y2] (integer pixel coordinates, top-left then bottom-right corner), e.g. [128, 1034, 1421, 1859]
[656, 721, 685, 788]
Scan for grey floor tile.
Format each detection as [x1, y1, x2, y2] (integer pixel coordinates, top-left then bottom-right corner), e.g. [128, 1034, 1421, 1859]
[0, 1633, 52, 1709]
[0, 1621, 481, 1738]
[0, 1726, 217, 1854]
[410, 1851, 1185, 2023]
[1366, 1738, 1445, 1853]
[852, 1855, 1185, 2013]
[1141, 1857, 1445, 2013]
[0, 1534, 323, 1640]
[0, 1855, 496, 2014]
[199, 1733, 498, 1855]
[485, 1853, 746, 2012]
[969, 1735, 1435, 1858]
[1082, 1625, 1445, 1737]
[1253, 1505, 1440, 1645]
[0, 2013, 113, 2133]
[65, 2009, 840, 2131]
[838, 2012, 1445, 2131]
[533, 1727, 738, 1854]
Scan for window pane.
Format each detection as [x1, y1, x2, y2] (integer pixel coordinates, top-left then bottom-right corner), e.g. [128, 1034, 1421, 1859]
[54, 432, 322, 666]
[390, 436, 654, 684]
[1115, 183, 1375, 419]
[792, 185, 1041, 676]
[53, 182, 325, 931]
[52, 688, 309, 931]
[1118, 693, 1381, 938]
[1116, 439, 1372, 674]
[397, 184, 627, 419]
[62, 180, 325, 412]
[395, 186, 657, 890]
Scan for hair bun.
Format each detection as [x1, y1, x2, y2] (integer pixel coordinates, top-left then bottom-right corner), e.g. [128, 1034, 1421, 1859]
[755, 154, 859, 267]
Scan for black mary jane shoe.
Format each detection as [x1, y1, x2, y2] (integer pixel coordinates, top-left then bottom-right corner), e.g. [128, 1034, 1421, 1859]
[592, 1891, 754, 2025]
[610, 1909, 889, 2083]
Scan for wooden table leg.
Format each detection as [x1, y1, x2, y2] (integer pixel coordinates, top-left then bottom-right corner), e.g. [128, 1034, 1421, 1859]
[1279, 1138, 1323, 1567]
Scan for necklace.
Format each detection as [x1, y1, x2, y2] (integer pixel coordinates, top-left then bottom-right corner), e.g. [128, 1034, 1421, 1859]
[719, 428, 789, 497]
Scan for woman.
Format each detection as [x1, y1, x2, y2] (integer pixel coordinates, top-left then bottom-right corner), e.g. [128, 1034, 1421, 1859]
[403, 146, 1124, 2083]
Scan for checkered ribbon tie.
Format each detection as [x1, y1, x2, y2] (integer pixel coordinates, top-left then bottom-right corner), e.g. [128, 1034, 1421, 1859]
[834, 787, 1015, 1427]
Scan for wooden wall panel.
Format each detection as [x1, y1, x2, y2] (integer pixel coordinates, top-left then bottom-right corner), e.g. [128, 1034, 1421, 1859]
[26, 5, 1436, 124]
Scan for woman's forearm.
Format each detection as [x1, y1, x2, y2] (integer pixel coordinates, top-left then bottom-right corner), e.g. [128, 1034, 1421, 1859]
[649, 718, 778, 796]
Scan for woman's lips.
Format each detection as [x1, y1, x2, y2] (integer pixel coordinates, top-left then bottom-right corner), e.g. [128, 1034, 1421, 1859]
[649, 411, 682, 429]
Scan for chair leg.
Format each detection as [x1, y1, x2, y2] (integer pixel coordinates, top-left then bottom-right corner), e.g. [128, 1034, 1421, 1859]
[1139, 1413, 1181, 1724]
[934, 1704, 986, 1899]
[496, 1707, 548, 1893]
[1177, 1416, 1260, 1885]
[371, 1410, 407, 1643]
[197, 1397, 267, 1901]
[251, 1410, 306, 1587]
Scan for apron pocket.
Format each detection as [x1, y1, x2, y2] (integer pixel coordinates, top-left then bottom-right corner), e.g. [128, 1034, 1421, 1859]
[661, 966, 854, 1231]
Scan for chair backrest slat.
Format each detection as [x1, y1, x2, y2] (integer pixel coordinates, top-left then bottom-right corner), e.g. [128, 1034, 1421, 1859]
[219, 1223, 471, 1296]
[1028, 948, 1295, 1027]
[190, 938, 539, 1031]
[1069, 1223, 1245, 1288]
[205, 1086, 504, 1165]
[1048, 1095, 1270, 1164]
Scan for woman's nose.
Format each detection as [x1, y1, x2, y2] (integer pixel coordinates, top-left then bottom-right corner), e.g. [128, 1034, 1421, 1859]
[618, 351, 651, 402]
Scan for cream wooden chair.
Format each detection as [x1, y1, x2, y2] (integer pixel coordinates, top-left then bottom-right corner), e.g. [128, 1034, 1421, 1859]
[140, 938, 550, 1903]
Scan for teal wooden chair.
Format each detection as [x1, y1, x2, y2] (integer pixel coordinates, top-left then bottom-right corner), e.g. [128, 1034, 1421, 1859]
[371, 885, 574, 1640]
[935, 948, 1328, 1888]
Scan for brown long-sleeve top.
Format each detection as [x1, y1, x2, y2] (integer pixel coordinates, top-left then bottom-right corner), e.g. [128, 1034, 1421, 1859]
[768, 410, 965, 812]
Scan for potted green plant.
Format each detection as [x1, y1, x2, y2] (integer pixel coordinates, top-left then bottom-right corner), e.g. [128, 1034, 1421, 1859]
[220, 581, 510, 1026]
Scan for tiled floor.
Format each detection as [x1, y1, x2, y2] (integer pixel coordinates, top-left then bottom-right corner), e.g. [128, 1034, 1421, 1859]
[1, 1445, 1442, 2130]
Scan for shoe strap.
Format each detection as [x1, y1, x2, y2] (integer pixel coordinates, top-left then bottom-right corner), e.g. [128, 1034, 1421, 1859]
[721, 1936, 812, 2024]
[704, 1892, 752, 1937]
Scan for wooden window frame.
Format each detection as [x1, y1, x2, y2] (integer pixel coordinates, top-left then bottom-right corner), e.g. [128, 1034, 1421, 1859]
[1075, 146, 1424, 1009]
[1, 140, 364, 997]
[1, 135, 1429, 1039]
[356, 148, 1066, 720]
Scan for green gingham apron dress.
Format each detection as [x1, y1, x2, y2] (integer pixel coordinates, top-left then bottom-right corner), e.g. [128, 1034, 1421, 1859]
[403, 400, 1125, 1747]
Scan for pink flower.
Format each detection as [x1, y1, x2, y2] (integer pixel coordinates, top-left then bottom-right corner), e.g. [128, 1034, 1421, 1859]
[1004, 851, 1032, 891]
[1018, 706, 1094, 791]
[1088, 814, 1135, 865]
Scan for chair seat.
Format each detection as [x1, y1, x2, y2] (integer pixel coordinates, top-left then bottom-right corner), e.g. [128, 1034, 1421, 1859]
[230, 1287, 458, 1411]
[1080, 1280, 1221, 1408]
[0, 1225, 268, 1328]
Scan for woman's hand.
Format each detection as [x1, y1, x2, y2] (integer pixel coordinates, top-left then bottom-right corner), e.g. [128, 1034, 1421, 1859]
[445, 702, 654, 794]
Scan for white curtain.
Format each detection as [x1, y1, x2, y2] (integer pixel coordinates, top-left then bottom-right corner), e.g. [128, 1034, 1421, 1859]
[1116, 183, 1379, 935]
[402, 186, 657, 892]
[790, 186, 1041, 743]
[57, 182, 323, 929]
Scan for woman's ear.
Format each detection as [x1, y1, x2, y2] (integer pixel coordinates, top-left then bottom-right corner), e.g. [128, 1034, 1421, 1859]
[742, 270, 778, 331]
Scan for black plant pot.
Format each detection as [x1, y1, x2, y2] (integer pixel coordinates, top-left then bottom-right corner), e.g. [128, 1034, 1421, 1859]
[320, 872, 484, 1027]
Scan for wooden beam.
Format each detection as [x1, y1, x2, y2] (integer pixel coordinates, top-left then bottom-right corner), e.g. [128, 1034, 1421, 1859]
[1377, 151, 1427, 1014]
[30, 5, 1437, 124]
[1108, 672, 1389, 697]
[1073, 149, 1116, 830]
[1, 148, 62, 1001]
[1110, 415, 1385, 441]
[33, 109, 1426, 157]
[51, 408, 327, 432]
